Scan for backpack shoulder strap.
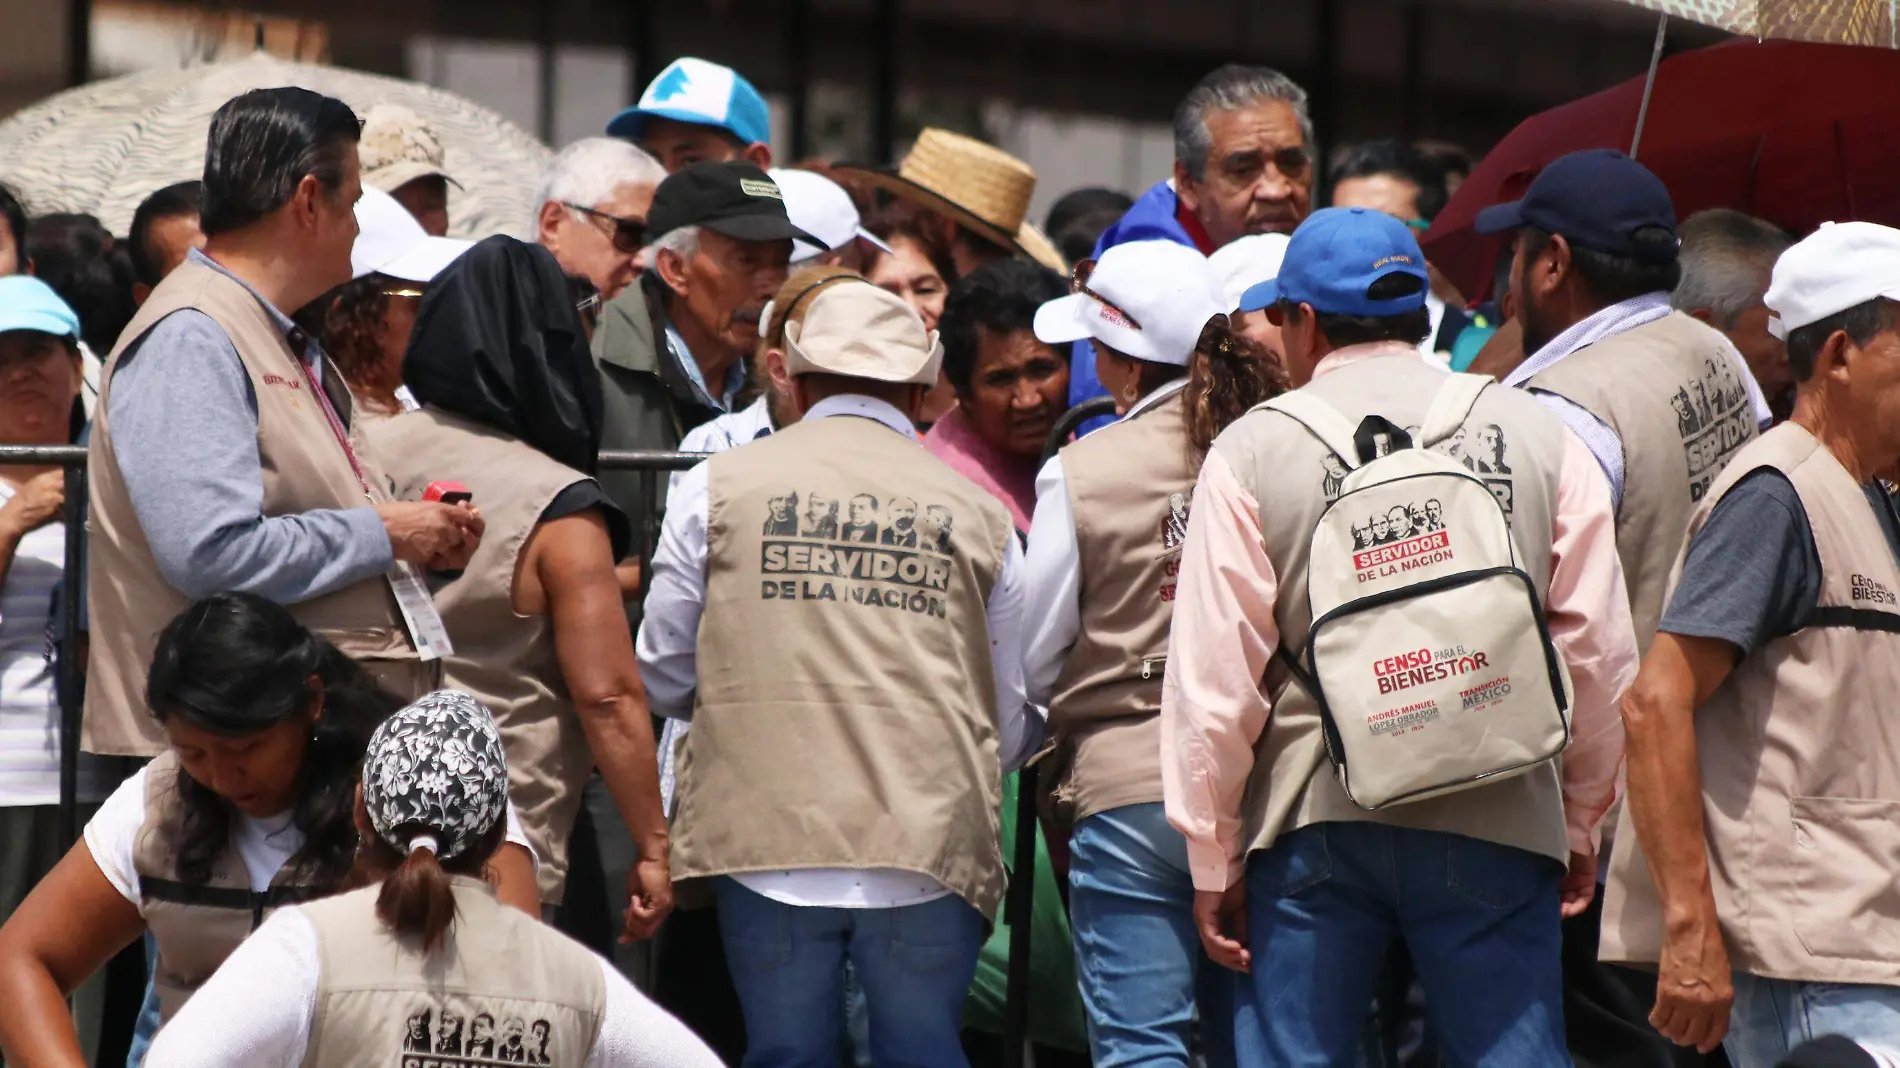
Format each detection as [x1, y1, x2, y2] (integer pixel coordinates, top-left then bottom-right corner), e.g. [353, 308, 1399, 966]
[1418, 373, 1494, 449]
[1262, 392, 1364, 469]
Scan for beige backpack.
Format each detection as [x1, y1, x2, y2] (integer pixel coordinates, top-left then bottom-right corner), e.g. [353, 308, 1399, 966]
[1265, 374, 1573, 809]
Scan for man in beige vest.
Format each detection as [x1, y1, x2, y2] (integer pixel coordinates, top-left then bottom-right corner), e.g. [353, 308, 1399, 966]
[1476, 149, 1763, 1068]
[1165, 208, 1637, 1065]
[85, 87, 484, 758]
[638, 280, 1039, 1064]
[1605, 224, 1900, 1066]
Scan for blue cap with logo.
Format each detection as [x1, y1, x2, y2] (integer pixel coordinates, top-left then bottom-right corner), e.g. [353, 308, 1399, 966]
[0, 276, 81, 340]
[606, 57, 771, 147]
[1473, 149, 1678, 263]
[1239, 207, 1430, 317]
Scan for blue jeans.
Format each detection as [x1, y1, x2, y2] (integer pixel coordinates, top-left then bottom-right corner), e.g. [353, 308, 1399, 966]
[124, 932, 160, 1067]
[1725, 974, 1900, 1068]
[1240, 822, 1567, 1067]
[1069, 803, 1237, 1068]
[712, 877, 984, 1068]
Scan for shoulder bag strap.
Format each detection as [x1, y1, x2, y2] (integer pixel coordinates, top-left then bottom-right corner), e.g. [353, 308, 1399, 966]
[1417, 372, 1494, 449]
[1262, 392, 1366, 470]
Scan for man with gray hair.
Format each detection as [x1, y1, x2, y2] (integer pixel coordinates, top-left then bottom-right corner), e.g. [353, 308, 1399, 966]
[1672, 209, 1796, 423]
[534, 137, 665, 301]
[1070, 63, 1315, 419]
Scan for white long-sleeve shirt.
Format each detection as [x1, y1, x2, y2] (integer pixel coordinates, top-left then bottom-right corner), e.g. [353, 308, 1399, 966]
[142, 907, 723, 1068]
[636, 392, 1040, 909]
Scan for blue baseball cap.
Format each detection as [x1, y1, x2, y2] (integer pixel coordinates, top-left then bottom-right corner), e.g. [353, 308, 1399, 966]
[0, 276, 80, 340]
[1473, 149, 1678, 263]
[1239, 207, 1430, 317]
[606, 58, 771, 147]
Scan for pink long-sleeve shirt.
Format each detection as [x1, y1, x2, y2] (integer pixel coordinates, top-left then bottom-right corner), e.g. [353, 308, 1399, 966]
[1161, 345, 1639, 893]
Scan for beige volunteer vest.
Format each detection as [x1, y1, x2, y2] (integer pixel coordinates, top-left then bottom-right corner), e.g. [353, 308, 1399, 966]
[1601, 423, 1900, 983]
[132, 752, 324, 1021]
[1049, 388, 1196, 822]
[370, 409, 599, 905]
[671, 412, 1015, 916]
[1527, 311, 1756, 651]
[298, 879, 605, 1068]
[1211, 350, 1573, 863]
[86, 259, 418, 757]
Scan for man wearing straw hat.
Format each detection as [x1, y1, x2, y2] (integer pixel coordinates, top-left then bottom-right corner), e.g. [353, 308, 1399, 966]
[835, 128, 1068, 277]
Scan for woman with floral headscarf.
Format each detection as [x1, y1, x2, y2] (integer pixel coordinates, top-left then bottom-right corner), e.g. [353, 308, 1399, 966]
[143, 690, 721, 1068]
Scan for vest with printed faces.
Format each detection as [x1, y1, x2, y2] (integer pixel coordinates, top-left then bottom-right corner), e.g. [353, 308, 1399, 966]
[1050, 387, 1197, 822]
[370, 409, 600, 906]
[298, 879, 605, 1068]
[1527, 311, 1757, 652]
[1601, 423, 1900, 984]
[1210, 349, 1573, 864]
[131, 752, 326, 1022]
[86, 259, 414, 757]
[670, 411, 1016, 916]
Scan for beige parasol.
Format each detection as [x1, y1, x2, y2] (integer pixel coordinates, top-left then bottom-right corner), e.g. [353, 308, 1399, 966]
[1613, 0, 1899, 47]
[0, 52, 552, 240]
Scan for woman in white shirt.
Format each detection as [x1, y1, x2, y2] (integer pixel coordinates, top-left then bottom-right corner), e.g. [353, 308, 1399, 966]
[1022, 240, 1283, 1067]
[0, 594, 539, 1065]
[142, 689, 721, 1068]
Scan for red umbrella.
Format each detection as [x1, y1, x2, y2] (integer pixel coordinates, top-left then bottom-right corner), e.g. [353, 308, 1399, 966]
[1422, 38, 1900, 298]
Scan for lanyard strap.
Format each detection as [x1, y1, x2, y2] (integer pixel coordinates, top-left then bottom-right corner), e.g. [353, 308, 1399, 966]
[294, 347, 371, 496]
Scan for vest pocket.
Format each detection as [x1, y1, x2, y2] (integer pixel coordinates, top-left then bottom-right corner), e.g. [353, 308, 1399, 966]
[1790, 796, 1900, 962]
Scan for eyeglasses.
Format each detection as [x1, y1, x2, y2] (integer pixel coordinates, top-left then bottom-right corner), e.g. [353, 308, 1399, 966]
[575, 291, 602, 318]
[564, 203, 648, 254]
[1070, 258, 1142, 331]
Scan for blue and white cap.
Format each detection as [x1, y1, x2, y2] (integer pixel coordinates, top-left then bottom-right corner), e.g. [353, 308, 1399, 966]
[606, 57, 771, 147]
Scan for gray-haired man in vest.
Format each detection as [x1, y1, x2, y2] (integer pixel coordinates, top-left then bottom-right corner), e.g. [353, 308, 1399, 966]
[638, 280, 1038, 1065]
[86, 88, 484, 760]
[1606, 223, 1900, 1066]
[1165, 207, 1637, 1065]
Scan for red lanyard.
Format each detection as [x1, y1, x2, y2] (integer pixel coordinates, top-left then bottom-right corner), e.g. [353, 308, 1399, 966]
[294, 349, 372, 496]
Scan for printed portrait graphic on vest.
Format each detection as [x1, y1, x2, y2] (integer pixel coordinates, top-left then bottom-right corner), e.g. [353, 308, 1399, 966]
[404, 1005, 557, 1066]
[760, 488, 963, 615]
[1323, 428, 1519, 518]
[1673, 355, 1759, 501]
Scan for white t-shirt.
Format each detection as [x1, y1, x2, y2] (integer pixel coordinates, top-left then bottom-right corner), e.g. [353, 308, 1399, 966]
[0, 482, 112, 807]
[142, 906, 723, 1068]
[86, 765, 533, 903]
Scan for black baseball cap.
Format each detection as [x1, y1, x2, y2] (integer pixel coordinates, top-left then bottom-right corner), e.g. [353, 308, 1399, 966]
[1474, 149, 1679, 264]
[646, 161, 821, 247]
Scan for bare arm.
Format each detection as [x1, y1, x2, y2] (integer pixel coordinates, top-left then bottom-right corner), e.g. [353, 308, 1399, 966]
[519, 509, 672, 939]
[0, 841, 145, 1067]
[1621, 630, 1741, 1053]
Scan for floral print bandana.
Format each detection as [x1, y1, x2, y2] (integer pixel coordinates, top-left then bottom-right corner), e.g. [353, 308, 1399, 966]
[362, 690, 511, 861]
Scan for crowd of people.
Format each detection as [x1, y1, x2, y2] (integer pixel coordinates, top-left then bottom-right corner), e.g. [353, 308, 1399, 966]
[0, 46, 1890, 1068]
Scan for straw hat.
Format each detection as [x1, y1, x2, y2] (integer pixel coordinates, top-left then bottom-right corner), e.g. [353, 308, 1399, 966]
[837, 128, 1067, 273]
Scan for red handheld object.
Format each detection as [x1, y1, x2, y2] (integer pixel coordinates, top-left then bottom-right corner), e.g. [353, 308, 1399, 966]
[424, 481, 472, 506]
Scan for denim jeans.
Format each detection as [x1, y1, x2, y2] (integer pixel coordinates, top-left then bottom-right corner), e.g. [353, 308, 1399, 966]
[1239, 822, 1568, 1067]
[712, 877, 984, 1068]
[1069, 802, 1237, 1068]
[1724, 974, 1900, 1068]
[124, 933, 160, 1067]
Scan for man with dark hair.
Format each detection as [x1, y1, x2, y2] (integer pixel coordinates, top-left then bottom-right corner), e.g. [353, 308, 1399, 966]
[1172, 205, 1634, 1064]
[1672, 209, 1796, 423]
[0, 183, 26, 276]
[1606, 222, 1900, 1064]
[1331, 138, 1471, 361]
[127, 181, 206, 305]
[25, 213, 136, 360]
[1478, 148, 1761, 1068]
[1045, 187, 1134, 267]
[85, 86, 484, 761]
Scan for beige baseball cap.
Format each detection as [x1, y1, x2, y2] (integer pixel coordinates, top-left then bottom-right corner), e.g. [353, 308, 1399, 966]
[783, 282, 942, 386]
[359, 104, 461, 194]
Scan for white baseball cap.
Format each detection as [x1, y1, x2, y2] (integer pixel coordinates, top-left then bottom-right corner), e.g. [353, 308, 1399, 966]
[1764, 221, 1900, 339]
[784, 281, 942, 385]
[1208, 233, 1290, 311]
[770, 168, 893, 264]
[351, 187, 473, 283]
[1032, 240, 1225, 366]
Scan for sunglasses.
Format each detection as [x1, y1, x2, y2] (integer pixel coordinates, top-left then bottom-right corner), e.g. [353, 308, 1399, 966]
[564, 203, 648, 254]
[1071, 258, 1142, 331]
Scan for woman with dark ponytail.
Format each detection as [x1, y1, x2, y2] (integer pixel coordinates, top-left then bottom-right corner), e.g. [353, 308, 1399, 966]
[1019, 240, 1284, 1067]
[0, 595, 538, 1064]
[142, 691, 721, 1068]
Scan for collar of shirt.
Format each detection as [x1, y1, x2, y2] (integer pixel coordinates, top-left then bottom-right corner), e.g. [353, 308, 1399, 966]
[1502, 291, 1673, 388]
[188, 248, 323, 367]
[805, 393, 919, 439]
[1127, 376, 1189, 418]
[1310, 340, 1424, 381]
[664, 322, 744, 412]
